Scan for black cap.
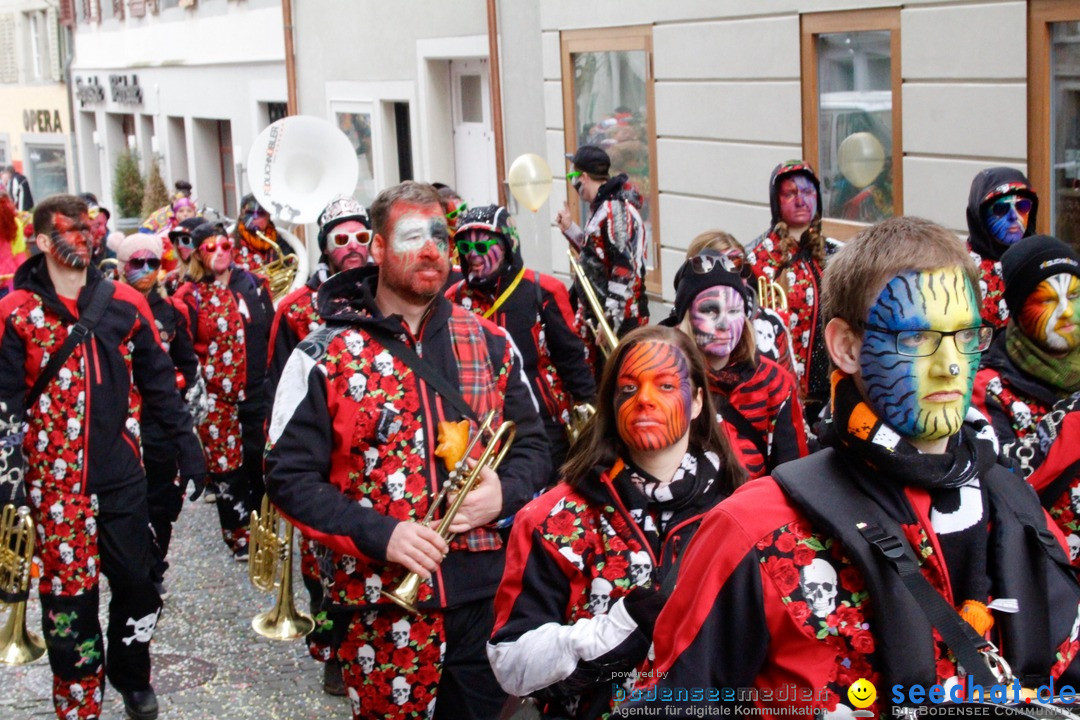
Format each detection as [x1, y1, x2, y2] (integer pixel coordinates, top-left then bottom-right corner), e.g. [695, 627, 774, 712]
[670, 252, 750, 323]
[190, 221, 227, 247]
[1001, 235, 1080, 317]
[566, 145, 611, 177]
[168, 217, 207, 241]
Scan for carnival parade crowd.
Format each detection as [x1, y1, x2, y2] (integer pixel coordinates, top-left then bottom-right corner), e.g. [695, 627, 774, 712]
[1, 142, 1080, 720]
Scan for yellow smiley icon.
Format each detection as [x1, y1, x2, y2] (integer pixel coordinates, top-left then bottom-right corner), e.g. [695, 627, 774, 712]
[848, 678, 877, 709]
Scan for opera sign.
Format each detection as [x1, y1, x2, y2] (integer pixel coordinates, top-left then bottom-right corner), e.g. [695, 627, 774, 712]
[109, 74, 143, 106]
[23, 109, 63, 134]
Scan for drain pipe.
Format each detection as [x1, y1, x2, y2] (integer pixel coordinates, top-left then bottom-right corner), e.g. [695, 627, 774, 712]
[486, 0, 507, 206]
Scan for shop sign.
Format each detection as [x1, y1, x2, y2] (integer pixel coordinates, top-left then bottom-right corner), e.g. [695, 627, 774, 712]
[109, 74, 143, 106]
[74, 76, 105, 107]
[23, 109, 63, 133]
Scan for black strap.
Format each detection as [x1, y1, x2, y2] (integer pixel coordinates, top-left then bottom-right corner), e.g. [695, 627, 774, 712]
[1037, 457, 1080, 513]
[28, 281, 115, 406]
[716, 396, 769, 461]
[365, 326, 478, 423]
[857, 522, 1001, 686]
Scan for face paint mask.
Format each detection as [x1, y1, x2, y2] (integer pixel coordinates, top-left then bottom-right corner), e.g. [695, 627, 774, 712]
[124, 252, 160, 293]
[198, 237, 233, 276]
[859, 268, 983, 441]
[688, 286, 745, 360]
[615, 341, 694, 452]
[778, 174, 818, 228]
[47, 213, 93, 270]
[982, 194, 1032, 246]
[1019, 273, 1080, 352]
[380, 206, 451, 304]
[459, 230, 506, 284]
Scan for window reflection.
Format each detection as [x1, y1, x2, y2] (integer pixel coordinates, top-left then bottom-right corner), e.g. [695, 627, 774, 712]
[336, 112, 376, 207]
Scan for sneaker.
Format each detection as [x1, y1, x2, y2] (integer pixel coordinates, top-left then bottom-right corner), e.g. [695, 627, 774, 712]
[322, 659, 346, 696]
[203, 490, 217, 503]
[120, 685, 159, 720]
[154, 581, 170, 601]
[233, 547, 249, 563]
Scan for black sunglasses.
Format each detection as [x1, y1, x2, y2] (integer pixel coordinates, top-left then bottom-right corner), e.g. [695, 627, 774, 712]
[688, 252, 738, 275]
[128, 258, 161, 271]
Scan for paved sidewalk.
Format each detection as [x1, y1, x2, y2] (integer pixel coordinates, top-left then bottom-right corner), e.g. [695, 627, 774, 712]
[1, 497, 349, 719]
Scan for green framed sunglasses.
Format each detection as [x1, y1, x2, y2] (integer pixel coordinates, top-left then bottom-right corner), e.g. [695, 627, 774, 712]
[456, 237, 499, 255]
[446, 202, 468, 221]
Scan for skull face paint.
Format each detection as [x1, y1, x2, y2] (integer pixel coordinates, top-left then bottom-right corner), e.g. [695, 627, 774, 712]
[379, 204, 450, 304]
[777, 174, 818, 228]
[47, 213, 93, 269]
[1018, 273, 1080, 352]
[460, 229, 505, 284]
[859, 268, 981, 441]
[982, 193, 1031, 246]
[123, 250, 159, 293]
[688, 286, 745, 361]
[615, 341, 694, 452]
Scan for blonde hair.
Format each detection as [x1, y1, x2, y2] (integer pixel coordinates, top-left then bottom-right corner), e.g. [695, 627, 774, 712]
[686, 230, 743, 259]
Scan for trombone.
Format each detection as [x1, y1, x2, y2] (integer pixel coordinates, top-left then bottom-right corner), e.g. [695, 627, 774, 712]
[0, 504, 45, 665]
[757, 275, 788, 312]
[255, 231, 300, 302]
[567, 248, 618, 360]
[248, 494, 314, 640]
[382, 411, 516, 614]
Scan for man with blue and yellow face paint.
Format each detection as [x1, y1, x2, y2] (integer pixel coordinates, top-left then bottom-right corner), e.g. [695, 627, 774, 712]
[639, 218, 1080, 718]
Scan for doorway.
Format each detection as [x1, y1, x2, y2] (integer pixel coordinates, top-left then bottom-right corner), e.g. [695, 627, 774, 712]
[449, 58, 497, 207]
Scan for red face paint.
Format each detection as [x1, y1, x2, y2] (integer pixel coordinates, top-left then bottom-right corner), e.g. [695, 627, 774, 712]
[614, 341, 693, 452]
[48, 213, 93, 269]
[327, 219, 371, 273]
[378, 202, 450, 304]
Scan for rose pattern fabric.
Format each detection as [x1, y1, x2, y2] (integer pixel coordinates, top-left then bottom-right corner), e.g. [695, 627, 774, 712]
[970, 250, 1010, 330]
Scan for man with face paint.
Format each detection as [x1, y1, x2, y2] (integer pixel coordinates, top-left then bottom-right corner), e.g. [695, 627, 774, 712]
[174, 221, 275, 560]
[0, 195, 206, 720]
[446, 204, 596, 477]
[231, 193, 280, 273]
[113, 233, 200, 599]
[971, 235, 1080, 479]
[640, 217, 1080, 717]
[965, 167, 1040, 331]
[665, 252, 809, 480]
[265, 195, 373, 695]
[77, 194, 112, 266]
[748, 161, 844, 423]
[488, 326, 746, 719]
[265, 181, 550, 720]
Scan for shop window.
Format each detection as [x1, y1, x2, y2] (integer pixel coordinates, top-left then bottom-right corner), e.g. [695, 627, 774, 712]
[1031, 2, 1080, 250]
[26, 143, 69, 198]
[801, 9, 902, 239]
[560, 26, 660, 293]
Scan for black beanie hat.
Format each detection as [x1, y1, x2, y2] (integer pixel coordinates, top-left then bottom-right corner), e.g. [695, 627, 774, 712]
[190, 221, 227, 248]
[1001, 235, 1080, 318]
[669, 252, 750, 324]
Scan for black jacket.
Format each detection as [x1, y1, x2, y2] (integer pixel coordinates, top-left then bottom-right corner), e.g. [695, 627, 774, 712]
[965, 167, 1039, 262]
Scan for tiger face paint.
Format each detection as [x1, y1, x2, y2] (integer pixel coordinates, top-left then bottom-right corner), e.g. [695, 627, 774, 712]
[1018, 273, 1080, 352]
[615, 341, 695, 452]
[859, 268, 981, 442]
[689, 286, 745, 361]
[982, 193, 1031, 246]
[46, 213, 93, 270]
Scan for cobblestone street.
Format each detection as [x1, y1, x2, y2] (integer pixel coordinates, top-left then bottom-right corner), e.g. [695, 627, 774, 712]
[1, 498, 349, 720]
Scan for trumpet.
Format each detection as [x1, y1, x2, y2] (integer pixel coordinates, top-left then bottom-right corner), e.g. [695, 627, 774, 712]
[255, 231, 301, 302]
[567, 248, 618, 360]
[248, 494, 314, 640]
[757, 275, 788, 312]
[382, 411, 516, 614]
[0, 504, 45, 665]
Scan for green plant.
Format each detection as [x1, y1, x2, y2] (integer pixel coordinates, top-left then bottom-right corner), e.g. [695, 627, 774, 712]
[142, 157, 170, 218]
[113, 149, 145, 219]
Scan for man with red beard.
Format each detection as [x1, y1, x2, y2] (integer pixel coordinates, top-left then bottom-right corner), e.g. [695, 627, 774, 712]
[265, 181, 549, 720]
[0, 195, 205, 720]
[266, 194, 373, 695]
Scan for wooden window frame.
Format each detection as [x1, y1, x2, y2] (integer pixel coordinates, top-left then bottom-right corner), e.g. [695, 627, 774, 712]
[560, 25, 661, 294]
[1029, 0, 1080, 236]
[800, 9, 902, 241]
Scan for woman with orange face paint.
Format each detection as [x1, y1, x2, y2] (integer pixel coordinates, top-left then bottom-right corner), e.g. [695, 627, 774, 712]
[488, 326, 746, 719]
[972, 235, 1080, 482]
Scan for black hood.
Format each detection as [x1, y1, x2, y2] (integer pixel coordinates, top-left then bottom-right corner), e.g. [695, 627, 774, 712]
[13, 253, 106, 323]
[965, 167, 1039, 261]
[590, 173, 642, 214]
[768, 161, 823, 226]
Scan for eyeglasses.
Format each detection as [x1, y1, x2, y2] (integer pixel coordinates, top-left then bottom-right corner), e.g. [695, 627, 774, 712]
[201, 239, 232, 253]
[859, 322, 993, 357]
[566, 171, 584, 191]
[990, 196, 1033, 218]
[456, 237, 499, 256]
[688, 252, 738, 275]
[330, 230, 371, 248]
[446, 202, 468, 221]
[127, 258, 161, 271]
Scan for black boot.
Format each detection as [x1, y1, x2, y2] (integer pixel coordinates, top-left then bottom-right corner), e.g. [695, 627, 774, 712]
[322, 659, 346, 696]
[121, 686, 159, 720]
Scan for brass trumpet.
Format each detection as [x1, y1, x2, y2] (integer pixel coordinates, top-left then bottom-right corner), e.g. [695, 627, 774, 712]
[248, 494, 314, 640]
[255, 231, 301, 302]
[567, 248, 618, 360]
[0, 504, 45, 665]
[382, 411, 516, 613]
[757, 275, 788, 312]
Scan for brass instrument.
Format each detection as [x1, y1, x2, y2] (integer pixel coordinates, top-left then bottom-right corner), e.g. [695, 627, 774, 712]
[382, 411, 516, 614]
[248, 494, 314, 640]
[255, 231, 301, 303]
[757, 275, 788, 312]
[98, 257, 120, 281]
[0, 504, 45, 665]
[566, 403, 596, 445]
[567, 248, 618, 360]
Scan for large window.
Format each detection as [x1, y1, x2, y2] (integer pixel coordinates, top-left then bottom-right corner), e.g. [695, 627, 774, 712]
[26, 143, 69, 198]
[336, 110, 376, 207]
[1031, 2, 1080, 250]
[561, 26, 660, 293]
[801, 10, 902, 239]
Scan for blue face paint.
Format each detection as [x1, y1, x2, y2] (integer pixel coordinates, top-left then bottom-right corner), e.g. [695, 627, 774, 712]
[859, 268, 982, 441]
[982, 194, 1031, 246]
